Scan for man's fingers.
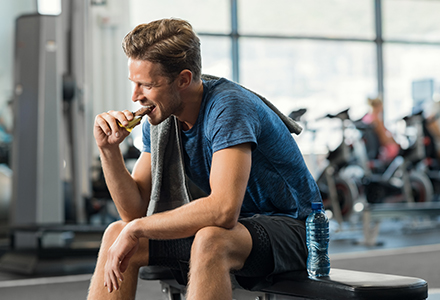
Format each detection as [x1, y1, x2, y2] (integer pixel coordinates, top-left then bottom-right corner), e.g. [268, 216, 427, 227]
[94, 114, 112, 136]
[102, 112, 123, 136]
[105, 267, 121, 292]
[107, 247, 126, 289]
[98, 112, 132, 141]
[104, 264, 113, 293]
[108, 110, 132, 127]
[109, 269, 119, 291]
[93, 110, 135, 147]
[103, 224, 140, 293]
[112, 259, 124, 284]
[122, 109, 134, 122]
[119, 240, 138, 273]
[95, 112, 121, 138]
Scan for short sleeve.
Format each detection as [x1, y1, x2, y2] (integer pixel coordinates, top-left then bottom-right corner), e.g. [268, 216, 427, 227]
[142, 120, 151, 153]
[205, 91, 261, 153]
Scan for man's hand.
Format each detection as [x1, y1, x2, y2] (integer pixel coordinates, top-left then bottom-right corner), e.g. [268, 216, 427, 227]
[94, 110, 135, 148]
[104, 221, 140, 293]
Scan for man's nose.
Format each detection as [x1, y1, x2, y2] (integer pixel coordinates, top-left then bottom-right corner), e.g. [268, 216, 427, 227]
[132, 84, 141, 102]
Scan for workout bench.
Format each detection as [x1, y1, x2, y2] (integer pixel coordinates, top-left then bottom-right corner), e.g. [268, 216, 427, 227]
[139, 265, 428, 300]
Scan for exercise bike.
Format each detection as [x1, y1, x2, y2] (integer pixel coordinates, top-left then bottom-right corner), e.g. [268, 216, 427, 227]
[353, 112, 433, 204]
[400, 110, 439, 201]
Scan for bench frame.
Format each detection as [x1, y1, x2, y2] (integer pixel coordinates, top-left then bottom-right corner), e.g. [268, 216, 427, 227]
[140, 266, 428, 300]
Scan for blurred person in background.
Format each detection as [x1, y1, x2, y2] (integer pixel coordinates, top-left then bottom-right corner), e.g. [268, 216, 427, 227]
[362, 97, 400, 163]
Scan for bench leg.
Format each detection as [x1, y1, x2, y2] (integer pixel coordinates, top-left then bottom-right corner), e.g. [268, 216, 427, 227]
[232, 288, 268, 300]
[159, 280, 321, 300]
[233, 289, 313, 299]
[160, 281, 186, 300]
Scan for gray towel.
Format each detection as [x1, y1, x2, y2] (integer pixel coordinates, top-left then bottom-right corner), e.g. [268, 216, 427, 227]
[147, 116, 191, 216]
[147, 75, 302, 215]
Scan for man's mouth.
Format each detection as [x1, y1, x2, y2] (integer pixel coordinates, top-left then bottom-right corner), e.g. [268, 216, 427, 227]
[134, 105, 155, 117]
[147, 105, 156, 114]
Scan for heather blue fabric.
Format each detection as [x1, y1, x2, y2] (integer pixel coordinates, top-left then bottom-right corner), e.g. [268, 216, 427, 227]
[142, 77, 321, 220]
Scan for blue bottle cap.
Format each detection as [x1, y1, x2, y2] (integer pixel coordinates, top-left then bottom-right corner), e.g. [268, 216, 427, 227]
[311, 202, 323, 210]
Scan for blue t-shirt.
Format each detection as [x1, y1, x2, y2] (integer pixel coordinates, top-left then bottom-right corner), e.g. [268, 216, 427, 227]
[142, 78, 321, 220]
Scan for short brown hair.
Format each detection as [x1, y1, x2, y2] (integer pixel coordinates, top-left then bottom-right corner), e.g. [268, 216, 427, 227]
[122, 18, 202, 81]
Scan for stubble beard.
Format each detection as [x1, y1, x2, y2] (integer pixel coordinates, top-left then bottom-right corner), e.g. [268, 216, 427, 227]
[148, 86, 182, 126]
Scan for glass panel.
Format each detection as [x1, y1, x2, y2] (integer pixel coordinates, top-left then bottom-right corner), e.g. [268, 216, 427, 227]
[200, 36, 232, 80]
[240, 38, 377, 154]
[239, 0, 375, 39]
[383, 0, 440, 42]
[383, 44, 440, 128]
[129, 0, 230, 34]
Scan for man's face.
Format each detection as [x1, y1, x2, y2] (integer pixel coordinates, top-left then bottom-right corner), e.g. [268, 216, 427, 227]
[128, 58, 182, 125]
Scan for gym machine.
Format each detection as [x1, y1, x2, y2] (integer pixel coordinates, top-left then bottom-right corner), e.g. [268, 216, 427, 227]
[0, 1, 103, 275]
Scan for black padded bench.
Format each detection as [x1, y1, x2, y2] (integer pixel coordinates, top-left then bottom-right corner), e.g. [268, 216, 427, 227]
[139, 266, 428, 300]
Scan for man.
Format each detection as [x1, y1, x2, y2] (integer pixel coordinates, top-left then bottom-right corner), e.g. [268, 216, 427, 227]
[88, 18, 321, 300]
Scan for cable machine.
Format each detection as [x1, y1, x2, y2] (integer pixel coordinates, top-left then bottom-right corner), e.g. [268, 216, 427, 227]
[0, 0, 101, 275]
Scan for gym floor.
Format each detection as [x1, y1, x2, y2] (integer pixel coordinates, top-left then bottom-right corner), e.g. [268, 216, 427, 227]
[0, 215, 439, 300]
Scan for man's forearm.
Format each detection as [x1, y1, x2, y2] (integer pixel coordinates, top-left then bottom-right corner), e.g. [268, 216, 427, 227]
[126, 144, 251, 241]
[99, 146, 148, 221]
[129, 193, 241, 241]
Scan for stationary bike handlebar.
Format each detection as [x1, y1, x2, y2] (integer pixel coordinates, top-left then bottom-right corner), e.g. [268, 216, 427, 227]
[316, 108, 351, 122]
[288, 108, 307, 121]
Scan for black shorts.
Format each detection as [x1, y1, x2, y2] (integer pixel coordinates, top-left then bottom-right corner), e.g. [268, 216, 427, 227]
[148, 214, 307, 290]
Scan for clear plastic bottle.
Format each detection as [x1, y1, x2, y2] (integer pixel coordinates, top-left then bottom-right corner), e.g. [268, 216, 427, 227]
[306, 202, 330, 277]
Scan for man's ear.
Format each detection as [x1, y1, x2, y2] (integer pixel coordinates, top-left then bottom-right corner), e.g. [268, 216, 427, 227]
[176, 69, 193, 90]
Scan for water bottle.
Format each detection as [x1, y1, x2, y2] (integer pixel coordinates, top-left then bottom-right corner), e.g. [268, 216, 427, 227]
[306, 202, 330, 277]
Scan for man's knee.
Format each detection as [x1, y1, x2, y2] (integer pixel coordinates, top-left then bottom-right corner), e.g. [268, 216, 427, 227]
[191, 226, 247, 272]
[192, 227, 229, 258]
[101, 220, 150, 268]
[102, 220, 128, 242]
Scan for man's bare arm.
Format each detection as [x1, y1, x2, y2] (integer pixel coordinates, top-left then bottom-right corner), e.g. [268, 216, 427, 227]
[100, 149, 151, 221]
[102, 143, 252, 291]
[129, 142, 252, 240]
[94, 110, 152, 221]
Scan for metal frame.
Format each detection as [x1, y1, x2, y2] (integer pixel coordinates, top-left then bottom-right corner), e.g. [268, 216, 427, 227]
[157, 279, 297, 300]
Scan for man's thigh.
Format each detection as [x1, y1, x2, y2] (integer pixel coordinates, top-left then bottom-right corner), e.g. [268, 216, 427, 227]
[148, 214, 306, 278]
[148, 222, 252, 269]
[234, 214, 307, 290]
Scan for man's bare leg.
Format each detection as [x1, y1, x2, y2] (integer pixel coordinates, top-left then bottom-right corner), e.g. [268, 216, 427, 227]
[186, 224, 253, 300]
[87, 221, 150, 300]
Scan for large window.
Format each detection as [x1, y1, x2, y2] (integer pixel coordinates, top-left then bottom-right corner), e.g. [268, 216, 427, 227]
[128, 0, 440, 154]
[383, 0, 440, 42]
[238, 0, 375, 39]
[240, 39, 376, 118]
[382, 0, 440, 126]
[384, 44, 440, 125]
